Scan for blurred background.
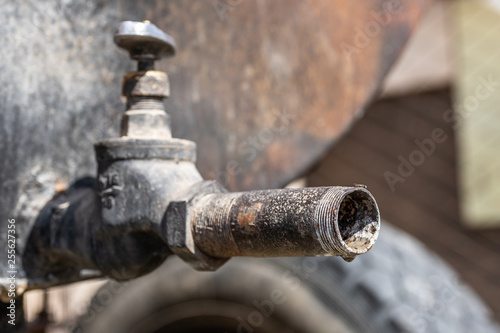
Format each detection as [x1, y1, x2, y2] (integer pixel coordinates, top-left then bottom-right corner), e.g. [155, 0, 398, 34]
[310, 0, 500, 318]
[5, 0, 500, 331]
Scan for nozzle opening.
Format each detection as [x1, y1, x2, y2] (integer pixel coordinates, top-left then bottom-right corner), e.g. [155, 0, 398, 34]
[337, 189, 379, 254]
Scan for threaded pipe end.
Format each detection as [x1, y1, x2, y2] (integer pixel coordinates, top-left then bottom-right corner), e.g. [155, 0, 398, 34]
[314, 187, 380, 261]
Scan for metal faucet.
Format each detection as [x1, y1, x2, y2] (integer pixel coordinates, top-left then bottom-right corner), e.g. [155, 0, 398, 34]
[19, 21, 380, 291]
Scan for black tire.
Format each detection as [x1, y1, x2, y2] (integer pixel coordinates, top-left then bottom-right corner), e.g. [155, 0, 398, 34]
[75, 223, 499, 333]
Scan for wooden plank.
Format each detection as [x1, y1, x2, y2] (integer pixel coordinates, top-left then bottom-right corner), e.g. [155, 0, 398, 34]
[333, 136, 460, 221]
[454, 0, 500, 227]
[366, 100, 456, 162]
[348, 116, 456, 189]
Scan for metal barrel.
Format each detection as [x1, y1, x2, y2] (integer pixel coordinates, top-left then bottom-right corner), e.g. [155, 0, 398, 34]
[191, 186, 380, 261]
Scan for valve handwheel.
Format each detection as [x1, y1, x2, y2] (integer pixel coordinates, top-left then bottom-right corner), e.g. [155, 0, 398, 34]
[114, 20, 176, 70]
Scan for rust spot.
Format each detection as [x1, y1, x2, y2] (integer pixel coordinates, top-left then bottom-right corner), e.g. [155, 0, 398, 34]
[237, 203, 262, 233]
[238, 211, 256, 227]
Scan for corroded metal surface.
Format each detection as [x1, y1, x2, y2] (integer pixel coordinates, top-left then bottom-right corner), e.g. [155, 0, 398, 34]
[164, 0, 431, 191]
[191, 187, 380, 262]
[0, 0, 430, 275]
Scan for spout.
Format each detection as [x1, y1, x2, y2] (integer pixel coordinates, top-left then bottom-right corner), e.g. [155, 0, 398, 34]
[190, 186, 380, 261]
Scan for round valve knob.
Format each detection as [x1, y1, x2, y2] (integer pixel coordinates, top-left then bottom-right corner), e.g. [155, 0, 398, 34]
[114, 20, 176, 70]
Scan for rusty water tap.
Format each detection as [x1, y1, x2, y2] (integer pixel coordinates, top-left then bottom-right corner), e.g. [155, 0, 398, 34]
[24, 21, 380, 290]
[107, 22, 381, 271]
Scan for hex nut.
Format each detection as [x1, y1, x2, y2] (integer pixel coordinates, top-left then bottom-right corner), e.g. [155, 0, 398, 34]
[122, 71, 169, 97]
[163, 181, 229, 271]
